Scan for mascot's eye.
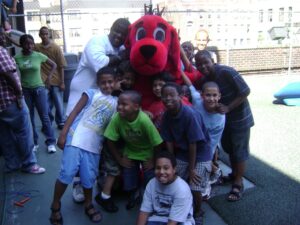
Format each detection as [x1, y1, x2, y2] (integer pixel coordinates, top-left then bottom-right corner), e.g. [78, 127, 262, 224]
[136, 27, 146, 40]
[153, 27, 165, 42]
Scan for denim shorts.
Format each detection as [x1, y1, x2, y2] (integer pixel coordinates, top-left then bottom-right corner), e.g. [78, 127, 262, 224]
[58, 145, 100, 189]
[221, 128, 251, 163]
[176, 159, 212, 195]
[122, 160, 154, 191]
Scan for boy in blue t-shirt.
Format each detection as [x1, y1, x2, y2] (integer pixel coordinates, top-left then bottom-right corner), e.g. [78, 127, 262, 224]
[49, 67, 118, 224]
[160, 82, 211, 225]
[181, 71, 225, 184]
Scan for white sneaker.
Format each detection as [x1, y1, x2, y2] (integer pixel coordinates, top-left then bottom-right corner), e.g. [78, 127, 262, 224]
[33, 145, 39, 152]
[23, 164, 46, 174]
[72, 182, 85, 203]
[47, 144, 57, 153]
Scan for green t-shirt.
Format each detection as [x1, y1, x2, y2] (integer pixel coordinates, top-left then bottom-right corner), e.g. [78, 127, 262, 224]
[14, 51, 48, 88]
[104, 110, 163, 161]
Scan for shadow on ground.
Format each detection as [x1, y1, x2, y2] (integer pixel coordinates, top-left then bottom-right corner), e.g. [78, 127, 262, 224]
[210, 152, 300, 225]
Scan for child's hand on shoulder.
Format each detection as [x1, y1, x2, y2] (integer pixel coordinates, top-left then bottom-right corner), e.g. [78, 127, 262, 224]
[217, 103, 229, 114]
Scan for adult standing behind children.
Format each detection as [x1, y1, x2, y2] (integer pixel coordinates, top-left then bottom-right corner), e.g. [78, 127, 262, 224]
[194, 29, 217, 63]
[0, 29, 45, 174]
[65, 18, 130, 203]
[66, 18, 130, 116]
[14, 34, 57, 153]
[35, 26, 67, 130]
[195, 50, 254, 202]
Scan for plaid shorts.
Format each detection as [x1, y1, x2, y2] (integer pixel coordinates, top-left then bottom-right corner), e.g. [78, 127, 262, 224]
[176, 159, 212, 195]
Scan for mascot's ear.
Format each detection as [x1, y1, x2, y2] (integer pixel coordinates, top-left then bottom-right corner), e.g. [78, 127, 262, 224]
[168, 26, 181, 76]
[124, 25, 132, 49]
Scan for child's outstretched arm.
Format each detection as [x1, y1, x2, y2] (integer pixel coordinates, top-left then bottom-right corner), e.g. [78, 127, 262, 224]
[181, 70, 192, 87]
[57, 93, 88, 149]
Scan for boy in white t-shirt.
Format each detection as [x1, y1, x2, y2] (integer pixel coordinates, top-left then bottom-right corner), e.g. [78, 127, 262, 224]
[49, 67, 118, 224]
[137, 150, 195, 225]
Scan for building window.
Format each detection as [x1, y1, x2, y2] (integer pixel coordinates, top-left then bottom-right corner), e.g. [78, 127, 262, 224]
[259, 10, 263, 23]
[28, 30, 39, 38]
[68, 10, 81, 20]
[268, 9, 273, 22]
[92, 29, 99, 36]
[288, 7, 292, 22]
[27, 11, 40, 22]
[69, 28, 80, 38]
[279, 8, 284, 22]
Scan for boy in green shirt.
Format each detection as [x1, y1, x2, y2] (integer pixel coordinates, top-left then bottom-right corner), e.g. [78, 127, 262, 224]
[104, 90, 162, 210]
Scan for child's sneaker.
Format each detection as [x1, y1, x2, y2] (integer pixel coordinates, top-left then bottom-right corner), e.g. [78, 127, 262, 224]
[95, 194, 118, 213]
[22, 164, 46, 174]
[72, 181, 85, 203]
[33, 145, 39, 152]
[47, 144, 57, 153]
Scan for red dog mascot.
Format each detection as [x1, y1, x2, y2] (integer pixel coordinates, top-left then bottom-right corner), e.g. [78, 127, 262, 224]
[125, 14, 181, 109]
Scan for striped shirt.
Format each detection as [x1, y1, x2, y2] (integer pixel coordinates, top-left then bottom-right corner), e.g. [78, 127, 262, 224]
[0, 46, 21, 112]
[213, 64, 254, 131]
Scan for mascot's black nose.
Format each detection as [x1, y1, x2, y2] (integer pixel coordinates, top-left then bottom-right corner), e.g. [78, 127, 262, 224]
[140, 45, 157, 60]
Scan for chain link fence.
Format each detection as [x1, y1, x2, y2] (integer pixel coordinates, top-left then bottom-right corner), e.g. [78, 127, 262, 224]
[8, 0, 300, 74]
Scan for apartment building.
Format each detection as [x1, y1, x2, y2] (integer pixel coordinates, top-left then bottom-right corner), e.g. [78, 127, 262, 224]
[22, 0, 300, 53]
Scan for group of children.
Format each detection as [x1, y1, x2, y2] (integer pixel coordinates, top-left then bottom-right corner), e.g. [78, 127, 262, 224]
[47, 19, 253, 225]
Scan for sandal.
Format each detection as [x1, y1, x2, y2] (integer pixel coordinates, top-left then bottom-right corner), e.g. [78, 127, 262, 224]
[85, 204, 102, 223]
[49, 202, 63, 225]
[227, 184, 244, 202]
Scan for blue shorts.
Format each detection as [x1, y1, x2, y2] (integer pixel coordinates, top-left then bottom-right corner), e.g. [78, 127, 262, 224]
[58, 146, 100, 189]
[221, 128, 251, 163]
[122, 160, 154, 191]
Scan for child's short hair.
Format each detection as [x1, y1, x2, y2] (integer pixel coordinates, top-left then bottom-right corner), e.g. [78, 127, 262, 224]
[117, 60, 135, 75]
[195, 50, 212, 61]
[152, 71, 175, 83]
[96, 66, 117, 83]
[201, 81, 220, 92]
[120, 90, 142, 106]
[161, 82, 182, 95]
[154, 150, 177, 168]
[19, 34, 35, 47]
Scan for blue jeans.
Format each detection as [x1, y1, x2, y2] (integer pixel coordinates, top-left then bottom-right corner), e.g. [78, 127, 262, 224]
[0, 0, 13, 23]
[122, 160, 154, 191]
[23, 86, 56, 145]
[48, 86, 65, 126]
[0, 100, 37, 172]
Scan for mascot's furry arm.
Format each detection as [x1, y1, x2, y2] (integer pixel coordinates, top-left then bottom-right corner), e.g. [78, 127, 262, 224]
[125, 15, 182, 109]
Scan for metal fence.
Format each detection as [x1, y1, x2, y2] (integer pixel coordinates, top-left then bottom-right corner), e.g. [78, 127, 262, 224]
[7, 0, 300, 74]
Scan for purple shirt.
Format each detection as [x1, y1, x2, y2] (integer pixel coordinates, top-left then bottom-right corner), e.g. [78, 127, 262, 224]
[0, 46, 21, 111]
